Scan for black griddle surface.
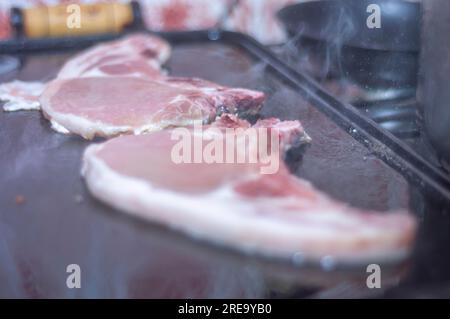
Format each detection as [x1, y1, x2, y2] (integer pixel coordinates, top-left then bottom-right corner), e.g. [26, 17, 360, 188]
[0, 41, 428, 298]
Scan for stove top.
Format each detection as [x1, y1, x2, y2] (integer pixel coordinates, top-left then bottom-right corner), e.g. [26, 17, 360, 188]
[272, 44, 420, 138]
[1, 31, 450, 299]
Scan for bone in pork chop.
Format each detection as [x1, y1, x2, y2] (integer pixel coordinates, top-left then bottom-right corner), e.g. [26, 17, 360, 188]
[82, 114, 416, 264]
[57, 33, 171, 79]
[40, 76, 265, 139]
[0, 34, 171, 112]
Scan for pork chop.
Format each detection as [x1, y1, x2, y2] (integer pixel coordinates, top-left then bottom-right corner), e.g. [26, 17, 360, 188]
[57, 33, 171, 79]
[2, 33, 265, 139]
[1, 34, 170, 112]
[82, 114, 416, 264]
[40, 76, 265, 139]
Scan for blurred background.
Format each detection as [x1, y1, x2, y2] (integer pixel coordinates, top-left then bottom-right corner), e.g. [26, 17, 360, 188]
[1, 0, 327, 45]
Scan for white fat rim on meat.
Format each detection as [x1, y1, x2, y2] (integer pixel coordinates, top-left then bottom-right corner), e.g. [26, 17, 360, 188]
[2, 100, 41, 112]
[1, 80, 45, 111]
[82, 143, 411, 265]
[44, 107, 204, 139]
[39, 78, 207, 139]
[58, 58, 167, 79]
[45, 110, 136, 139]
[50, 120, 71, 135]
[39, 79, 158, 139]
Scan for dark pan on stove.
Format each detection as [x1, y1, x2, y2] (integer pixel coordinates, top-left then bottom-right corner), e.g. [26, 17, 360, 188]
[1, 30, 449, 298]
[277, 0, 420, 89]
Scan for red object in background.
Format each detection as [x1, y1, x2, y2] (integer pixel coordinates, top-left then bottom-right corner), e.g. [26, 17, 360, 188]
[0, 9, 11, 39]
[0, 0, 308, 44]
[141, 0, 227, 31]
[0, 0, 227, 40]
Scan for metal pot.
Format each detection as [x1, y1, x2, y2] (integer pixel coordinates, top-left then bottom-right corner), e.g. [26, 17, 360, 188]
[277, 0, 420, 90]
[418, 0, 450, 163]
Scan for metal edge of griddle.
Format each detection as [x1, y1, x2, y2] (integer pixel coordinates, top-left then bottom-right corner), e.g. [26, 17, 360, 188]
[0, 30, 216, 53]
[1, 29, 450, 204]
[159, 30, 450, 204]
[0, 33, 122, 53]
[217, 31, 450, 204]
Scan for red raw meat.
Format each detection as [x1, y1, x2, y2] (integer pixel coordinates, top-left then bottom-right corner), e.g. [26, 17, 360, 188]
[39, 76, 264, 139]
[0, 81, 45, 111]
[82, 114, 416, 263]
[57, 33, 171, 79]
[1, 33, 265, 139]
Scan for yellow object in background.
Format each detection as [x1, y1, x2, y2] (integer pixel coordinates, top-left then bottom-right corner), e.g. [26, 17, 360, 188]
[12, 2, 141, 38]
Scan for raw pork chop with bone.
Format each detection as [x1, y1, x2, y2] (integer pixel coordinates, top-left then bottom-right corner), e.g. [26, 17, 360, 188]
[82, 114, 416, 263]
[40, 76, 265, 139]
[0, 34, 266, 139]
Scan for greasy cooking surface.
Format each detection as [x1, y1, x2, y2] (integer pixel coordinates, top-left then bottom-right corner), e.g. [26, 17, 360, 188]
[0, 43, 412, 298]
